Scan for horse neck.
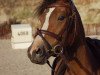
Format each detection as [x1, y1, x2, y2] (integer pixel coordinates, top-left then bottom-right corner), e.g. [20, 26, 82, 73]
[76, 42, 92, 68]
[71, 0, 85, 37]
[66, 42, 94, 75]
[71, 2, 94, 70]
[65, 2, 95, 74]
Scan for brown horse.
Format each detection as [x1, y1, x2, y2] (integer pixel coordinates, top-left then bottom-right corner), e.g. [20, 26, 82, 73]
[27, 0, 100, 75]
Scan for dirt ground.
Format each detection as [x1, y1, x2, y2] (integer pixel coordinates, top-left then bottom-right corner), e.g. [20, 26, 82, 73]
[0, 39, 55, 75]
[0, 37, 100, 75]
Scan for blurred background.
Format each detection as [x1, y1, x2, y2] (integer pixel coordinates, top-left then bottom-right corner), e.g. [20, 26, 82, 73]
[0, 0, 99, 75]
[0, 0, 100, 37]
[74, 0, 100, 36]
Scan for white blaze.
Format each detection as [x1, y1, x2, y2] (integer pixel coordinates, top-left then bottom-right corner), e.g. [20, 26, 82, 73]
[41, 8, 55, 30]
[30, 8, 55, 52]
[34, 8, 55, 40]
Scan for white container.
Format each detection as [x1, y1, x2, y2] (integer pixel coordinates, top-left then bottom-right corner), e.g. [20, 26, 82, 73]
[11, 42, 32, 49]
[11, 24, 33, 49]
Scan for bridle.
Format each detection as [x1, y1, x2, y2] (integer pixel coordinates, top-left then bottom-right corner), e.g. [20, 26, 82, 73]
[33, 2, 93, 75]
[35, 3, 77, 70]
[36, 3, 76, 54]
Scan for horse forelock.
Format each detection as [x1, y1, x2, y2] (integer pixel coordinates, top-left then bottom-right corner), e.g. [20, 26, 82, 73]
[33, 0, 73, 18]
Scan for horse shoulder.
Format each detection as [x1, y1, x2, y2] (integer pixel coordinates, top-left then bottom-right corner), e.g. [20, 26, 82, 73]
[52, 57, 66, 75]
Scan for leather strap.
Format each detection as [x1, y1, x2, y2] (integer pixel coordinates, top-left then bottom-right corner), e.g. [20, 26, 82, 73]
[37, 28, 52, 50]
[40, 30, 62, 42]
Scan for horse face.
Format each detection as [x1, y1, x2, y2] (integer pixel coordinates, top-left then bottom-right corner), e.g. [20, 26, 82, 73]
[28, 6, 71, 64]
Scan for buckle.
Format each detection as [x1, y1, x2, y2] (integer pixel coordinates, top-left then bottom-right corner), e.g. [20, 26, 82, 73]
[54, 45, 63, 55]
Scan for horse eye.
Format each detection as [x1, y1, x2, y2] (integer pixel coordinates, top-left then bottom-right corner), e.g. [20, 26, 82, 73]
[58, 16, 66, 21]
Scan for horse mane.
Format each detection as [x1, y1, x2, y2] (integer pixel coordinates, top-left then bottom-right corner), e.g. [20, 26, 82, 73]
[33, 0, 57, 18]
[86, 37, 100, 64]
[57, 0, 86, 59]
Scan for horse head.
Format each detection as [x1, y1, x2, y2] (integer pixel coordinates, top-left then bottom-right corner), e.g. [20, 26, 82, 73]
[27, 0, 85, 65]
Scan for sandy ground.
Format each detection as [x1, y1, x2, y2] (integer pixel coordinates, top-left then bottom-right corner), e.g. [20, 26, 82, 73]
[0, 39, 55, 75]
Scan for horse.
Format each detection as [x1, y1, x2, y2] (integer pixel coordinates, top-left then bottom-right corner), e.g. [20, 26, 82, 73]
[27, 0, 100, 75]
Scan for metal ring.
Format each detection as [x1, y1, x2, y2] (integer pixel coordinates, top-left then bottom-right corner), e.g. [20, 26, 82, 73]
[53, 45, 63, 55]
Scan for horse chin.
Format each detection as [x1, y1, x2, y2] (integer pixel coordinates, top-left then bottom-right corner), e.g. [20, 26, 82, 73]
[29, 52, 47, 65]
[31, 57, 47, 65]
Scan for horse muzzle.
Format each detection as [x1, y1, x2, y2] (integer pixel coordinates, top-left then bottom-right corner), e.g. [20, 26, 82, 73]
[27, 45, 49, 65]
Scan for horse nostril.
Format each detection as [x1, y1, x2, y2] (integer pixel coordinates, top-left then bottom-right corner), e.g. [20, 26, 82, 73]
[36, 48, 44, 55]
[36, 48, 41, 54]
